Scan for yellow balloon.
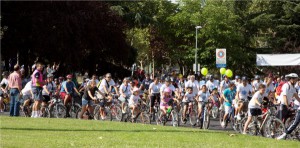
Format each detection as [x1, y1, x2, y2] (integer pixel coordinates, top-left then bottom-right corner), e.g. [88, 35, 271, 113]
[201, 68, 208, 76]
[220, 68, 226, 75]
[225, 69, 233, 78]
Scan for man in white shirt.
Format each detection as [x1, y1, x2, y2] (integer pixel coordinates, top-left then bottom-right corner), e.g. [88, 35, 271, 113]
[98, 73, 119, 99]
[235, 76, 253, 120]
[185, 75, 199, 97]
[277, 73, 300, 140]
[220, 75, 230, 94]
[118, 77, 132, 113]
[206, 75, 219, 93]
[252, 75, 263, 91]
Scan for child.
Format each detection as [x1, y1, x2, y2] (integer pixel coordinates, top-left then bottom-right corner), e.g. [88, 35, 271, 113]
[0, 84, 7, 112]
[182, 87, 195, 121]
[160, 88, 173, 120]
[129, 87, 141, 120]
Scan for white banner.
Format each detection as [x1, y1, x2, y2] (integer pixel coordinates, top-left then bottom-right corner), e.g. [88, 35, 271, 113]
[216, 48, 226, 68]
[256, 54, 300, 66]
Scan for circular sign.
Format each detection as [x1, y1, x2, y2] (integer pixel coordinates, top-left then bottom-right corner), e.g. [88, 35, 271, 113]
[217, 50, 225, 58]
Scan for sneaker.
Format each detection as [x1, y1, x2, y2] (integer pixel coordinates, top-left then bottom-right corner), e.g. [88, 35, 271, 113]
[219, 105, 223, 111]
[276, 133, 287, 140]
[122, 109, 126, 114]
[234, 115, 237, 119]
[242, 132, 247, 135]
[221, 121, 225, 128]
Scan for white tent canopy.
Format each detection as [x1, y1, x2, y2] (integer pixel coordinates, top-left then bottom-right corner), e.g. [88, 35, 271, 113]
[256, 54, 300, 66]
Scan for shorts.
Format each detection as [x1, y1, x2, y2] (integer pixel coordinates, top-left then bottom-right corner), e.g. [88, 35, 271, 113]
[224, 105, 232, 114]
[99, 99, 106, 108]
[60, 92, 73, 100]
[150, 93, 160, 108]
[182, 101, 192, 106]
[22, 94, 31, 100]
[82, 99, 94, 106]
[198, 101, 207, 109]
[118, 96, 129, 103]
[276, 104, 288, 120]
[248, 108, 262, 117]
[32, 87, 43, 101]
[0, 90, 3, 97]
[42, 95, 50, 103]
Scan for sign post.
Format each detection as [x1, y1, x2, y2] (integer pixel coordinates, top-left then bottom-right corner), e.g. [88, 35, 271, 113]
[216, 48, 226, 68]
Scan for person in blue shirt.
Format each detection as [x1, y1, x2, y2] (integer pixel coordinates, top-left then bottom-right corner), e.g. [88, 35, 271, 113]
[221, 82, 236, 128]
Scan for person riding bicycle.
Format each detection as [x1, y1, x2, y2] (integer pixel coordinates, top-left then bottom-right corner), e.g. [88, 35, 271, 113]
[275, 73, 300, 140]
[149, 77, 162, 116]
[60, 74, 80, 117]
[41, 74, 56, 115]
[235, 76, 253, 120]
[140, 74, 152, 91]
[196, 85, 212, 124]
[160, 77, 176, 97]
[119, 77, 132, 114]
[185, 75, 199, 98]
[221, 82, 236, 128]
[0, 72, 9, 112]
[98, 73, 120, 119]
[233, 75, 241, 87]
[182, 87, 195, 122]
[79, 80, 103, 119]
[129, 87, 141, 120]
[206, 75, 219, 94]
[159, 87, 174, 121]
[21, 80, 33, 115]
[252, 75, 263, 92]
[242, 84, 267, 134]
[220, 75, 230, 94]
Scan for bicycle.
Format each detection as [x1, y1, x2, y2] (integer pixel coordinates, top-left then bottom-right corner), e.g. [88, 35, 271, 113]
[198, 101, 211, 129]
[65, 94, 81, 118]
[94, 98, 112, 121]
[240, 104, 285, 138]
[219, 105, 236, 130]
[150, 94, 160, 124]
[180, 101, 197, 127]
[1, 93, 10, 112]
[109, 95, 123, 121]
[157, 101, 179, 127]
[285, 112, 300, 141]
[49, 95, 66, 118]
[210, 101, 219, 119]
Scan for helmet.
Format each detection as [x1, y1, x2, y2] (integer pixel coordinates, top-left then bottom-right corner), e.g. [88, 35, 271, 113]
[164, 87, 171, 93]
[165, 77, 171, 82]
[285, 73, 298, 78]
[47, 73, 54, 78]
[254, 75, 260, 80]
[66, 74, 73, 79]
[133, 87, 139, 92]
[241, 76, 247, 81]
[59, 76, 64, 80]
[235, 75, 240, 79]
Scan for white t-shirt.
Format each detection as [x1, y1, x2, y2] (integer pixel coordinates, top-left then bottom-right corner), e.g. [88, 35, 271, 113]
[42, 81, 56, 96]
[237, 84, 253, 100]
[185, 80, 199, 96]
[279, 82, 297, 105]
[264, 83, 275, 95]
[206, 80, 219, 92]
[249, 91, 267, 109]
[220, 80, 230, 93]
[129, 95, 140, 106]
[233, 79, 240, 87]
[199, 80, 206, 89]
[0, 78, 8, 86]
[87, 79, 99, 86]
[252, 80, 263, 91]
[99, 79, 116, 94]
[183, 92, 195, 102]
[119, 83, 131, 97]
[149, 82, 162, 94]
[160, 84, 176, 94]
[21, 81, 32, 96]
[197, 90, 210, 102]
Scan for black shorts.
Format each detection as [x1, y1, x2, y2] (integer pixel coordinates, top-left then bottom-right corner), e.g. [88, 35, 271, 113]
[150, 93, 160, 108]
[42, 95, 50, 103]
[276, 104, 288, 120]
[99, 99, 106, 108]
[248, 108, 262, 116]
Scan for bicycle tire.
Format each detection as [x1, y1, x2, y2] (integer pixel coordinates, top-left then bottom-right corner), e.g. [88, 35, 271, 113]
[239, 117, 247, 133]
[105, 107, 112, 121]
[266, 117, 286, 139]
[171, 110, 179, 127]
[69, 103, 81, 118]
[110, 105, 122, 121]
[94, 105, 101, 120]
[136, 112, 150, 124]
[211, 106, 218, 119]
[53, 103, 66, 118]
[41, 106, 50, 118]
[189, 109, 197, 126]
[203, 109, 210, 129]
[285, 118, 300, 141]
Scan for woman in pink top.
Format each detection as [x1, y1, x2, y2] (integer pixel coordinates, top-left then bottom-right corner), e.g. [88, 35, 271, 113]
[159, 88, 173, 120]
[8, 65, 22, 116]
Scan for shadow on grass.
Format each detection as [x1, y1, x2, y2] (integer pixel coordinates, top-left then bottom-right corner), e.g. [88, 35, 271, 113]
[1, 127, 225, 134]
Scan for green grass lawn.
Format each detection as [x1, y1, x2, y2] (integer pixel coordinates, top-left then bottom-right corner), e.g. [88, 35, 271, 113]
[0, 116, 299, 148]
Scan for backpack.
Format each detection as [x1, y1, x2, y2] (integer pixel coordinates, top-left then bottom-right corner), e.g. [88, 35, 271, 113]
[275, 82, 289, 96]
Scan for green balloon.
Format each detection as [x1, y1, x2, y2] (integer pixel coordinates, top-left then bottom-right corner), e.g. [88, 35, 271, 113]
[201, 68, 208, 76]
[220, 68, 226, 75]
[225, 69, 233, 77]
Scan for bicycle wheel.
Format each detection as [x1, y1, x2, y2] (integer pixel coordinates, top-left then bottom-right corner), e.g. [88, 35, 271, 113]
[203, 109, 210, 129]
[219, 110, 225, 126]
[70, 103, 81, 118]
[266, 117, 286, 139]
[110, 105, 122, 121]
[211, 106, 218, 119]
[239, 117, 247, 133]
[75, 108, 82, 119]
[2, 102, 7, 112]
[171, 110, 179, 127]
[94, 105, 101, 120]
[53, 104, 66, 118]
[136, 112, 150, 124]
[189, 109, 197, 126]
[40, 106, 50, 118]
[104, 107, 112, 121]
[247, 120, 259, 136]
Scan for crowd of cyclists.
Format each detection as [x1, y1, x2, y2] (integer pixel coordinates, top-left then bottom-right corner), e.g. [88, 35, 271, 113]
[0, 62, 299, 141]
